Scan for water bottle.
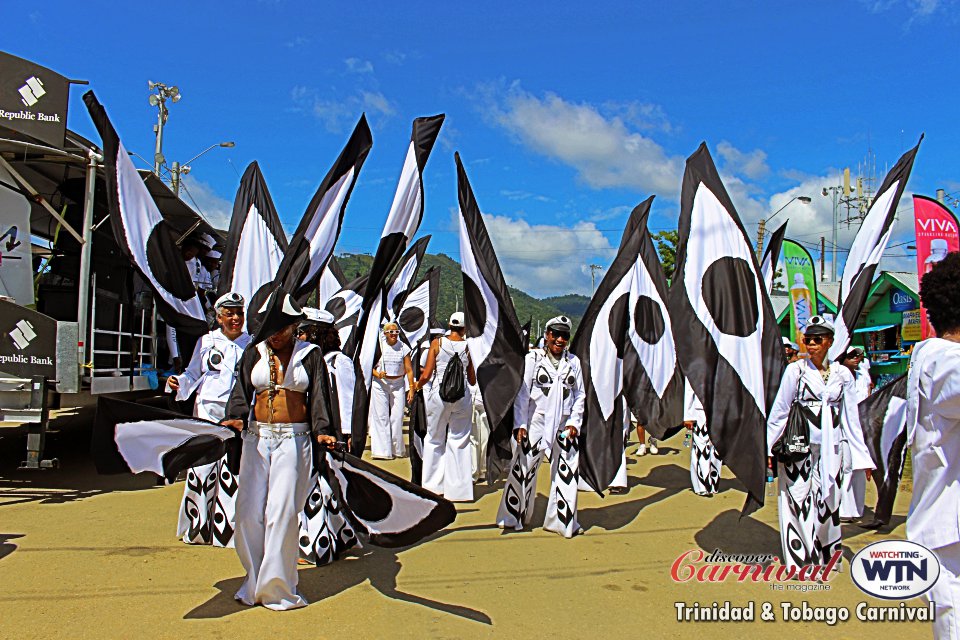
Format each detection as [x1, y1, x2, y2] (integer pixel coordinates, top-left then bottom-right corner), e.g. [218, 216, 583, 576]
[683, 431, 692, 448]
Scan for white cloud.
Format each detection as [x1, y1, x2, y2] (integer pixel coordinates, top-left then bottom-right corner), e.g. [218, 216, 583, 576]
[179, 177, 233, 231]
[499, 189, 552, 203]
[717, 141, 770, 180]
[462, 209, 615, 297]
[477, 82, 684, 195]
[285, 36, 309, 48]
[344, 57, 374, 74]
[291, 85, 396, 132]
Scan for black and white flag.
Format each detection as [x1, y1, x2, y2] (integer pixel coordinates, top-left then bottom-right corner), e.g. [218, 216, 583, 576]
[83, 92, 208, 334]
[386, 235, 431, 318]
[829, 139, 921, 359]
[94, 398, 455, 547]
[667, 143, 785, 516]
[859, 374, 907, 527]
[325, 273, 368, 350]
[323, 450, 456, 547]
[760, 221, 787, 295]
[573, 198, 683, 493]
[395, 266, 439, 348]
[252, 115, 372, 341]
[456, 153, 526, 482]
[351, 116, 443, 384]
[92, 397, 239, 482]
[317, 257, 348, 309]
[218, 161, 288, 327]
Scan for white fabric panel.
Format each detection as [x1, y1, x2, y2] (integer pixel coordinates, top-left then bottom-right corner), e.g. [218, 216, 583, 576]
[459, 210, 498, 369]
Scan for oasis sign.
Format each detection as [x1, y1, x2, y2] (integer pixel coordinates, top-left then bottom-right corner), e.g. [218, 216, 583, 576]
[889, 287, 916, 312]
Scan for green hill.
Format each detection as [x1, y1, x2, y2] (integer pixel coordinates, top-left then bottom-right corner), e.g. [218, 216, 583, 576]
[333, 251, 582, 338]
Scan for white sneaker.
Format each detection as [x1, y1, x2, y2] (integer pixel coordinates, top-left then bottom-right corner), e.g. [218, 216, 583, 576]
[648, 438, 659, 455]
[636, 444, 647, 456]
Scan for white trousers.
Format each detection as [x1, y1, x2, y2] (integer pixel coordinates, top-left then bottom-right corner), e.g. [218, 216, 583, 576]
[839, 440, 865, 518]
[470, 406, 489, 481]
[234, 423, 313, 611]
[370, 377, 406, 458]
[422, 389, 474, 501]
[929, 542, 960, 640]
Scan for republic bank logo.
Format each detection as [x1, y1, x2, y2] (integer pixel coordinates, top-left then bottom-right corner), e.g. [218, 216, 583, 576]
[851, 540, 941, 600]
[9, 319, 36, 350]
[18, 76, 46, 107]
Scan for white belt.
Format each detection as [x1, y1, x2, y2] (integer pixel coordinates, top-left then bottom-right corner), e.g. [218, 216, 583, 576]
[245, 421, 311, 439]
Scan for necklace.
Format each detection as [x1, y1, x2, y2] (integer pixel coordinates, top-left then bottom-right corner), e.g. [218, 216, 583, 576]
[819, 362, 831, 383]
[266, 345, 279, 423]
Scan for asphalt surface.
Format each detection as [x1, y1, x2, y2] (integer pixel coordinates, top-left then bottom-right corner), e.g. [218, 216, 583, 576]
[0, 415, 929, 639]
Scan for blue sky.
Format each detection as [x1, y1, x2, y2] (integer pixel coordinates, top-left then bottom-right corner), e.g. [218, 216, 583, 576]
[6, 1, 959, 296]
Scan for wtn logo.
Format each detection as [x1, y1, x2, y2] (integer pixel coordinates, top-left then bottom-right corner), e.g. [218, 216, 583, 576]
[852, 541, 940, 600]
[861, 558, 927, 582]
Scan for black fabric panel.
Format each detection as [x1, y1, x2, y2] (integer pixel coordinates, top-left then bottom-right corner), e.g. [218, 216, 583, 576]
[160, 435, 228, 482]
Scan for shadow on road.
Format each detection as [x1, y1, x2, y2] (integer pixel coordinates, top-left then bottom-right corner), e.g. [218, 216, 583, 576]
[0, 534, 23, 562]
[0, 404, 160, 508]
[185, 526, 495, 624]
[694, 509, 781, 558]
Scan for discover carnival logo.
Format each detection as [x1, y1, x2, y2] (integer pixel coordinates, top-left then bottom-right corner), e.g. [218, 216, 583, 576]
[851, 540, 941, 600]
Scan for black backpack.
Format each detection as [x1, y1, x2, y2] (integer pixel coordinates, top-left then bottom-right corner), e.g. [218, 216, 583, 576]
[439, 344, 466, 402]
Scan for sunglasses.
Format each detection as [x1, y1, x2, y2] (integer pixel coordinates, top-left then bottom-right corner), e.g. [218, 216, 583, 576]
[384, 330, 400, 336]
[550, 331, 571, 341]
[803, 336, 826, 345]
[218, 309, 245, 318]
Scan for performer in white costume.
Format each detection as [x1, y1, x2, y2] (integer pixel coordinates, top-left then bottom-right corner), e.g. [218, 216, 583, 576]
[684, 380, 721, 497]
[223, 296, 336, 611]
[839, 347, 871, 521]
[767, 315, 874, 571]
[298, 309, 359, 566]
[469, 381, 489, 482]
[417, 312, 477, 501]
[168, 292, 251, 546]
[496, 316, 586, 538]
[369, 322, 413, 459]
[905, 252, 960, 640]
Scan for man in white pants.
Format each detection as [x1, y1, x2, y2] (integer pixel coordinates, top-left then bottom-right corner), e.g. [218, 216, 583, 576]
[416, 312, 477, 502]
[496, 316, 586, 537]
[470, 382, 489, 482]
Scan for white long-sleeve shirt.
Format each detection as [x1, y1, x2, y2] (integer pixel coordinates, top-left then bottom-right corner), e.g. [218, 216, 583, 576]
[168, 329, 251, 422]
[906, 338, 960, 550]
[766, 359, 874, 472]
[513, 349, 585, 451]
[683, 380, 705, 425]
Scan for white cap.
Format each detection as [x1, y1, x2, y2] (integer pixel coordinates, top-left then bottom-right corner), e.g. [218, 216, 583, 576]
[545, 315, 572, 332]
[214, 291, 244, 309]
[804, 315, 835, 335]
[449, 311, 465, 328]
[782, 336, 799, 350]
[301, 307, 335, 324]
[206, 249, 222, 260]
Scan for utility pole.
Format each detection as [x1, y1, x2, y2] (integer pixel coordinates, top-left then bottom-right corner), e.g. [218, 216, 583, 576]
[755, 219, 767, 258]
[820, 237, 826, 282]
[589, 264, 603, 293]
[822, 185, 842, 282]
[147, 81, 181, 176]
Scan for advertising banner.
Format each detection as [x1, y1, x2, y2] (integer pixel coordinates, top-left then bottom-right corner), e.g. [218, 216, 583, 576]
[0, 51, 70, 147]
[782, 239, 819, 355]
[913, 195, 960, 340]
[889, 287, 917, 312]
[902, 309, 922, 342]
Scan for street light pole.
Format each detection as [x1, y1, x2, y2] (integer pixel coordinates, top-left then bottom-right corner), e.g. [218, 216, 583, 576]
[822, 186, 842, 282]
[169, 141, 235, 196]
[147, 81, 181, 176]
[756, 195, 812, 257]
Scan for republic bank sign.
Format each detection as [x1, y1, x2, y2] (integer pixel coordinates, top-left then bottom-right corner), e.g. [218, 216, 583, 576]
[0, 51, 70, 147]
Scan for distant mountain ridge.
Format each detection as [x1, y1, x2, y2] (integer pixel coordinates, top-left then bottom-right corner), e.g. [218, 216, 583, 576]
[333, 251, 587, 336]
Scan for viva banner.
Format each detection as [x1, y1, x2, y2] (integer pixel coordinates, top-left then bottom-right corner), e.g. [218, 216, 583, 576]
[782, 240, 818, 355]
[913, 195, 960, 340]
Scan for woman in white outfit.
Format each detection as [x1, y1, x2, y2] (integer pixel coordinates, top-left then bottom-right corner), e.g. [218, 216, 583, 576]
[496, 316, 586, 538]
[416, 312, 477, 502]
[839, 347, 871, 522]
[905, 252, 960, 639]
[168, 292, 251, 546]
[766, 315, 874, 571]
[167, 291, 250, 547]
[369, 322, 413, 459]
[222, 295, 336, 611]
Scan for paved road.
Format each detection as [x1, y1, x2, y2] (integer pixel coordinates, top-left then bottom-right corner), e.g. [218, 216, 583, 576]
[0, 419, 927, 639]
